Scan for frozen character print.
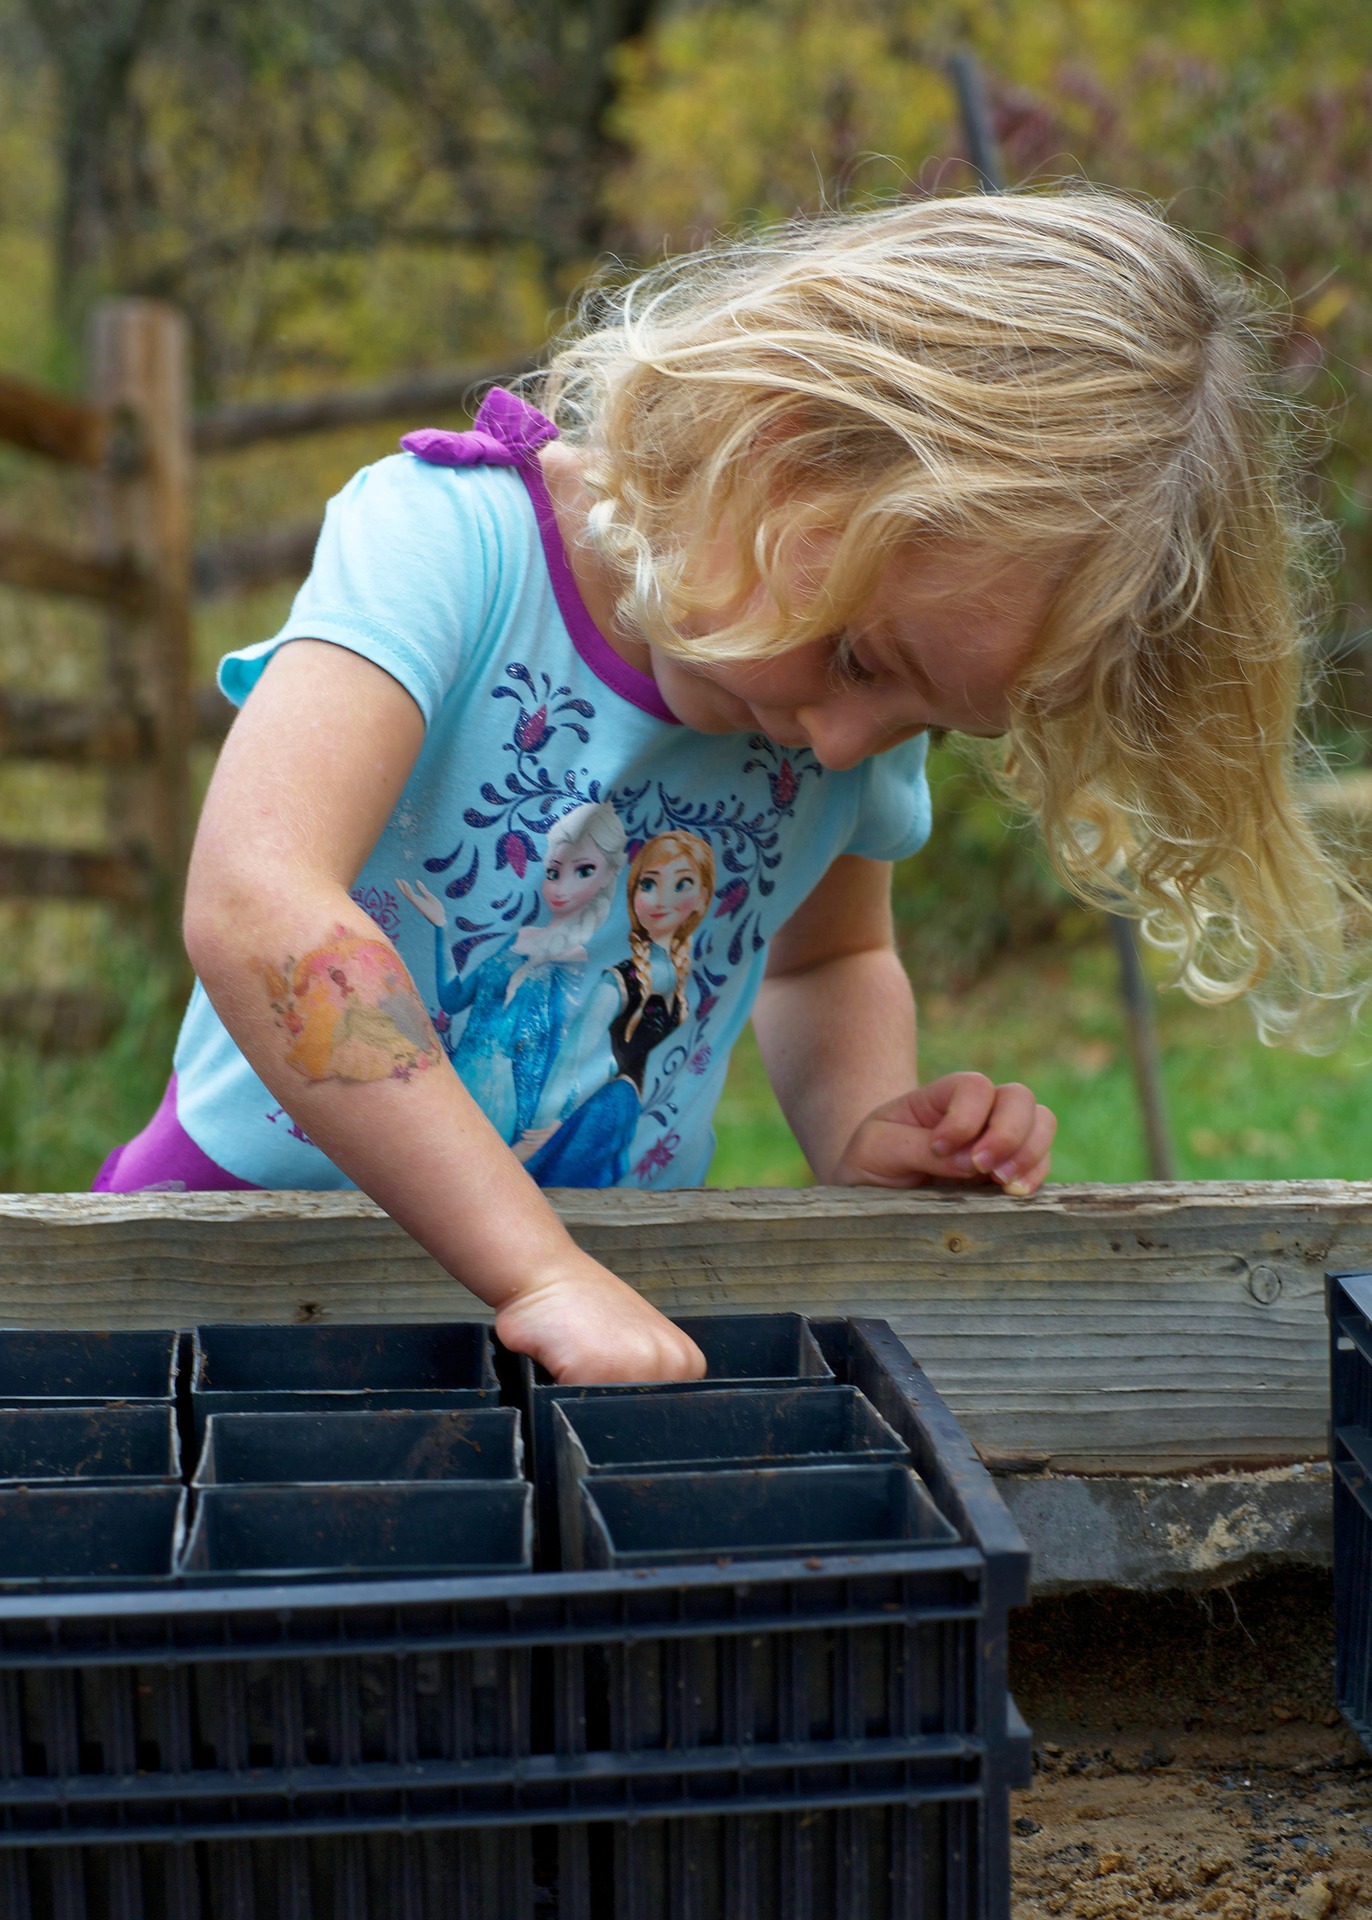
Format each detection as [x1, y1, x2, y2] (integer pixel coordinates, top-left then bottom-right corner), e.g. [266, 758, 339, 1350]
[521, 829, 715, 1189]
[397, 801, 628, 1144]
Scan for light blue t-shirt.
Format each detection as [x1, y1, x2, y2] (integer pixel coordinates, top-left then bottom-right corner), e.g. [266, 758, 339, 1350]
[173, 395, 931, 1190]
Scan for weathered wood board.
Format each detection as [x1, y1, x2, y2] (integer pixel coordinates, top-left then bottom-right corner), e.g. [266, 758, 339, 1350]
[2, 1182, 1368, 1474]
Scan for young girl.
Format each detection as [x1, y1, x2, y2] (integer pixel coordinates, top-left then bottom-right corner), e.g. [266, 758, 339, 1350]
[96, 189, 1357, 1386]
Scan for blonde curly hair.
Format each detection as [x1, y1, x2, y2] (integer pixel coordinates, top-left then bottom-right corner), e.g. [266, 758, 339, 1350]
[531, 187, 1366, 1043]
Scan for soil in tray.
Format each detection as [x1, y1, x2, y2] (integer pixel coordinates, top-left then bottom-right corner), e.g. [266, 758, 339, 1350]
[1009, 1568, 1372, 1919]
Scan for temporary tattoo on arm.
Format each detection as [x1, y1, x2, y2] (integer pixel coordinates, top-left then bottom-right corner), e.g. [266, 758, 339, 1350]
[261, 926, 442, 1085]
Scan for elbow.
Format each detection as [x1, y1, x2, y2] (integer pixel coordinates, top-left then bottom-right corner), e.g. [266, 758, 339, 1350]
[182, 830, 279, 990]
[182, 866, 249, 991]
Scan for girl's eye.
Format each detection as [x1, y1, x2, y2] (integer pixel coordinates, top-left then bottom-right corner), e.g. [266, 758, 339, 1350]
[546, 863, 561, 880]
[833, 638, 878, 687]
[674, 877, 694, 894]
[575, 863, 597, 879]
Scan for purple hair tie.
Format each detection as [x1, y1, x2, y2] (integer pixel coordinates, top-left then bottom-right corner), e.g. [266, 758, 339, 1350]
[400, 389, 558, 468]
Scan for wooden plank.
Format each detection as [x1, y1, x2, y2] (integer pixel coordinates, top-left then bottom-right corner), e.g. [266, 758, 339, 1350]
[0, 689, 146, 763]
[195, 683, 235, 745]
[89, 301, 194, 939]
[193, 521, 320, 601]
[0, 1182, 1366, 1473]
[0, 845, 150, 903]
[192, 357, 529, 452]
[0, 372, 108, 466]
[1304, 771, 1372, 818]
[0, 991, 121, 1052]
[0, 524, 146, 611]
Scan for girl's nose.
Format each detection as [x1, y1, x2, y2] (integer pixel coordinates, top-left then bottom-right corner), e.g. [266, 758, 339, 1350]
[797, 701, 889, 772]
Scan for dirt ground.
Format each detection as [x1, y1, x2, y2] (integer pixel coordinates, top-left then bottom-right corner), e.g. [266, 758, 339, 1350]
[1009, 1570, 1372, 1919]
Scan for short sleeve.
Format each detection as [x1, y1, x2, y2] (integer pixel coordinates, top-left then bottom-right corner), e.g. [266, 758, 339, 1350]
[217, 454, 495, 725]
[843, 732, 933, 862]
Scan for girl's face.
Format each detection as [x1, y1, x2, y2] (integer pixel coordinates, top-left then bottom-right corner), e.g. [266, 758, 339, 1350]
[543, 836, 610, 917]
[650, 538, 1063, 771]
[633, 853, 707, 942]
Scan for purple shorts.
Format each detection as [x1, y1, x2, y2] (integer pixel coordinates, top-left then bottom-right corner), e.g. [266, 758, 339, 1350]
[93, 1075, 260, 1193]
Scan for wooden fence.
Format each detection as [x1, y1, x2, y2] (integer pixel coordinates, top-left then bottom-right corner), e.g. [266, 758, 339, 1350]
[0, 305, 194, 990]
[0, 303, 519, 1041]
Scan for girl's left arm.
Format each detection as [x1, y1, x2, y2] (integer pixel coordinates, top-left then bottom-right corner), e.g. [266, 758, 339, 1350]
[751, 855, 1055, 1195]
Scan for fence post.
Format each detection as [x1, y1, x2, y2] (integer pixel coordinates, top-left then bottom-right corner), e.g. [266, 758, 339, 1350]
[87, 300, 194, 965]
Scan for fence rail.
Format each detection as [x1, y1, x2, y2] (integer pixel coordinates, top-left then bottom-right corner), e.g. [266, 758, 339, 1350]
[0, 523, 148, 610]
[0, 372, 111, 467]
[193, 521, 320, 601]
[192, 355, 525, 453]
[0, 845, 151, 904]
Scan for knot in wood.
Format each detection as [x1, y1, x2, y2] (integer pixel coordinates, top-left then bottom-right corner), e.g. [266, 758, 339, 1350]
[1247, 1264, 1283, 1305]
[944, 1232, 967, 1255]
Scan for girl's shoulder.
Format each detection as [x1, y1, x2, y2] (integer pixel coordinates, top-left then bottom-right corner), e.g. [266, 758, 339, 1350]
[331, 450, 538, 564]
[218, 454, 543, 727]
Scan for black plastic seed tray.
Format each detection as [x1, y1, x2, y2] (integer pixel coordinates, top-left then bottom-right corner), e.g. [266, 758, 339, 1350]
[179, 1480, 535, 1580]
[0, 1405, 179, 1485]
[189, 1320, 498, 1435]
[0, 1314, 1029, 1920]
[1328, 1270, 1372, 1752]
[552, 1383, 906, 1568]
[0, 1484, 184, 1586]
[525, 1312, 834, 1558]
[0, 1329, 177, 1406]
[194, 1405, 522, 1487]
[574, 1461, 958, 1571]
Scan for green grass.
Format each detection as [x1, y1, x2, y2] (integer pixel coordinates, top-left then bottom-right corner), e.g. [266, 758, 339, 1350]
[0, 945, 182, 1192]
[706, 938, 1372, 1188]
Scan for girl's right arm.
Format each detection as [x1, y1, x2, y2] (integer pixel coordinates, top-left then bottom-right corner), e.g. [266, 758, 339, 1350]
[184, 637, 704, 1386]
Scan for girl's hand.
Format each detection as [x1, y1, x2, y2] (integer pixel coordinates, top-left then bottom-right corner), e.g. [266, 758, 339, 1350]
[833, 1071, 1055, 1197]
[396, 877, 446, 927]
[495, 1255, 707, 1384]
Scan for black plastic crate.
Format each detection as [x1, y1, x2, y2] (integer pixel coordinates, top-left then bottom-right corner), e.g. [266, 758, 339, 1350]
[194, 1407, 522, 1487]
[0, 1314, 1028, 1920]
[0, 1485, 184, 1586]
[180, 1481, 534, 1580]
[0, 1407, 179, 1486]
[0, 1828, 540, 1919]
[591, 1796, 979, 1920]
[1329, 1270, 1372, 1751]
[189, 1322, 499, 1436]
[0, 1331, 178, 1406]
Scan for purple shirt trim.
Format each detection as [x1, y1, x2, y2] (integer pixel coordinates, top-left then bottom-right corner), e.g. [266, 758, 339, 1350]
[92, 1075, 261, 1193]
[401, 391, 679, 727]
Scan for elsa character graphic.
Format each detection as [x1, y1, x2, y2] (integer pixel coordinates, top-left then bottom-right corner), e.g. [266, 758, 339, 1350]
[396, 801, 627, 1144]
[521, 829, 715, 1189]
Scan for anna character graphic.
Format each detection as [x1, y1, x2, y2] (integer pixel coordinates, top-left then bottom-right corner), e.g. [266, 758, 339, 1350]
[521, 829, 715, 1189]
[396, 801, 627, 1145]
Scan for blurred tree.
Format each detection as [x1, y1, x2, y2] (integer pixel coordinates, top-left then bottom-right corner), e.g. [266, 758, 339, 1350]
[16, 0, 174, 341]
[5, 0, 666, 385]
